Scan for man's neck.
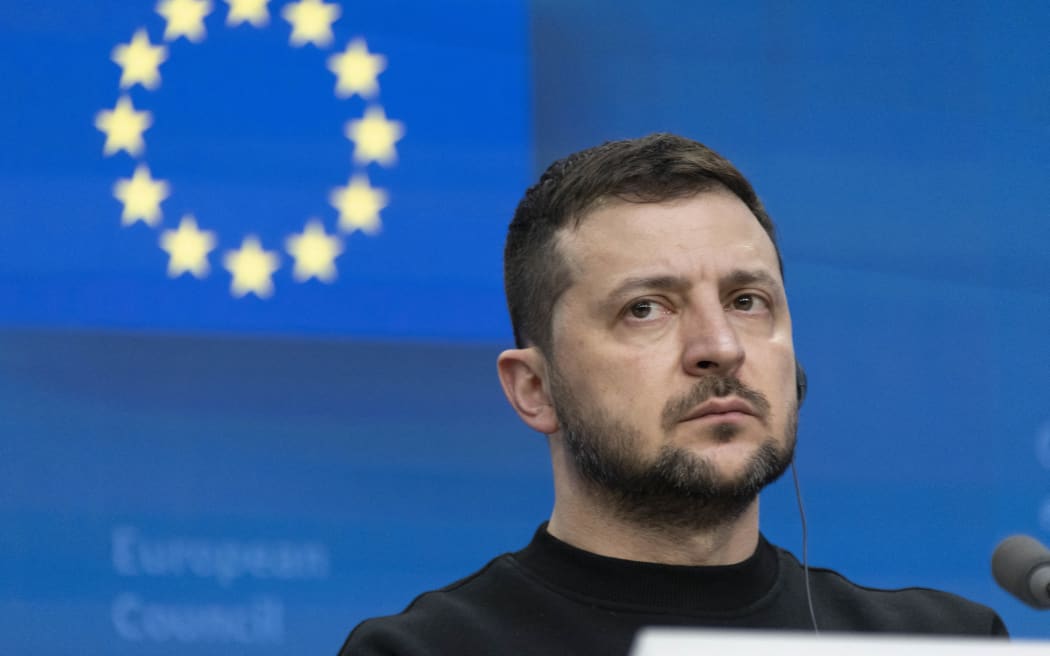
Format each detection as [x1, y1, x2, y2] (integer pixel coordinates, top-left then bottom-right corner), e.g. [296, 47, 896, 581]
[547, 499, 760, 566]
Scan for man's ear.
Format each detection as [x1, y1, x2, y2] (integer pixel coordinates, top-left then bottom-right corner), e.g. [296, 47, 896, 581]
[497, 347, 559, 435]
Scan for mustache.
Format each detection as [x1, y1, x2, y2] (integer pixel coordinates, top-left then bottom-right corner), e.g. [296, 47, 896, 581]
[661, 376, 771, 432]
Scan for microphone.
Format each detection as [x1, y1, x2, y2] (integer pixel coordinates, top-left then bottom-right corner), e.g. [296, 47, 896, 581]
[991, 534, 1050, 609]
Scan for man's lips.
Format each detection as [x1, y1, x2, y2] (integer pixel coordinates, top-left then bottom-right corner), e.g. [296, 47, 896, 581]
[679, 398, 757, 422]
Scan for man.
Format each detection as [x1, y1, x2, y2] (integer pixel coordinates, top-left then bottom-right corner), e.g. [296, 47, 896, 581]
[340, 134, 1006, 655]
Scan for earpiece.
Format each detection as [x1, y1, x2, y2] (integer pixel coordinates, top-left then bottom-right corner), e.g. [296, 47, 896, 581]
[795, 360, 808, 405]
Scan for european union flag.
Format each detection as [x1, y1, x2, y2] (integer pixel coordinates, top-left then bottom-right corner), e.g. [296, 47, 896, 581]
[1, 0, 532, 340]
[3, 6, 538, 655]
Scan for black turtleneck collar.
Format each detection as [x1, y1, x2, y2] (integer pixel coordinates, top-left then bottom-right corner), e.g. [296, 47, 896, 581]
[511, 523, 780, 615]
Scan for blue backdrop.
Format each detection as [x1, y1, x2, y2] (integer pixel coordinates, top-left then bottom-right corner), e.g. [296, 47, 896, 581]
[2, 1, 1048, 653]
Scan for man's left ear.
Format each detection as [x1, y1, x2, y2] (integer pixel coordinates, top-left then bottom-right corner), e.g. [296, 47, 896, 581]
[496, 347, 559, 435]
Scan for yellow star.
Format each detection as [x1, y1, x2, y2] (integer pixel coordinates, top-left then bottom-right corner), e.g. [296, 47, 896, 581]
[285, 219, 344, 282]
[159, 215, 216, 278]
[327, 38, 386, 99]
[225, 0, 269, 27]
[345, 106, 404, 166]
[224, 235, 280, 298]
[94, 96, 153, 157]
[281, 0, 340, 48]
[111, 29, 168, 90]
[329, 174, 388, 234]
[156, 0, 212, 43]
[113, 164, 170, 227]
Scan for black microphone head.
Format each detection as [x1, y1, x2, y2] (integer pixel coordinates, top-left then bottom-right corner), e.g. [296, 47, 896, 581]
[991, 534, 1050, 609]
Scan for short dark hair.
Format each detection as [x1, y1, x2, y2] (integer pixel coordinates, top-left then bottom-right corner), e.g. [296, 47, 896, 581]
[504, 133, 782, 354]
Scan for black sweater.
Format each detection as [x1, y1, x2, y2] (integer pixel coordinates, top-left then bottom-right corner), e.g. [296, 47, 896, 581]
[340, 525, 1006, 655]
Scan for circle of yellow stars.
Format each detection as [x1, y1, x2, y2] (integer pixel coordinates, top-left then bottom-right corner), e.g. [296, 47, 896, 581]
[94, 0, 404, 299]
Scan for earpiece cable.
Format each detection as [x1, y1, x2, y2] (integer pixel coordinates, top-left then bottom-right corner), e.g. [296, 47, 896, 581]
[791, 460, 820, 634]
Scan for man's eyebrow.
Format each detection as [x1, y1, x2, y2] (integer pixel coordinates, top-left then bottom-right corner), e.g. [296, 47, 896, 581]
[723, 269, 781, 290]
[603, 270, 782, 306]
[606, 275, 692, 300]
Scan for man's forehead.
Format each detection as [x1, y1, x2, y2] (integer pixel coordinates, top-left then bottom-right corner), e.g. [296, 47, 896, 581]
[554, 192, 781, 284]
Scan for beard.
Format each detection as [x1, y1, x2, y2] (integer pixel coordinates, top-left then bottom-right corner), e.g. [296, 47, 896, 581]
[549, 370, 797, 533]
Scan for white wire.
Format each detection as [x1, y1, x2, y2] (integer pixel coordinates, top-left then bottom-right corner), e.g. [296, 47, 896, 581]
[791, 460, 820, 634]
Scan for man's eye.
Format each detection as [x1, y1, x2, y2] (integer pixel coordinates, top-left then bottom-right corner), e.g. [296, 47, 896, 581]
[732, 294, 766, 312]
[629, 301, 653, 318]
[628, 300, 660, 319]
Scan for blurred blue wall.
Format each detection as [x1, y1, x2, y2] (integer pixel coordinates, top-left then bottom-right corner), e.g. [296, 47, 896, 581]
[1, 1, 1047, 652]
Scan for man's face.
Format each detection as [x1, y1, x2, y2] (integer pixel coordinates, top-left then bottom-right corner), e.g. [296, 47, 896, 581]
[547, 191, 797, 528]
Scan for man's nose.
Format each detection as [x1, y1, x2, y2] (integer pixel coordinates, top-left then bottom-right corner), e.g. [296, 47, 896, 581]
[680, 301, 745, 377]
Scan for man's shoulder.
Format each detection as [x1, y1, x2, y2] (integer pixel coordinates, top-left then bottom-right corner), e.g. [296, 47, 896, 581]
[774, 548, 1007, 635]
[338, 552, 528, 655]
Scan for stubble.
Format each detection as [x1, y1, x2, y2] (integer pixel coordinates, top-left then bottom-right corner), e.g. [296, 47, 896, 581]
[550, 370, 798, 533]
